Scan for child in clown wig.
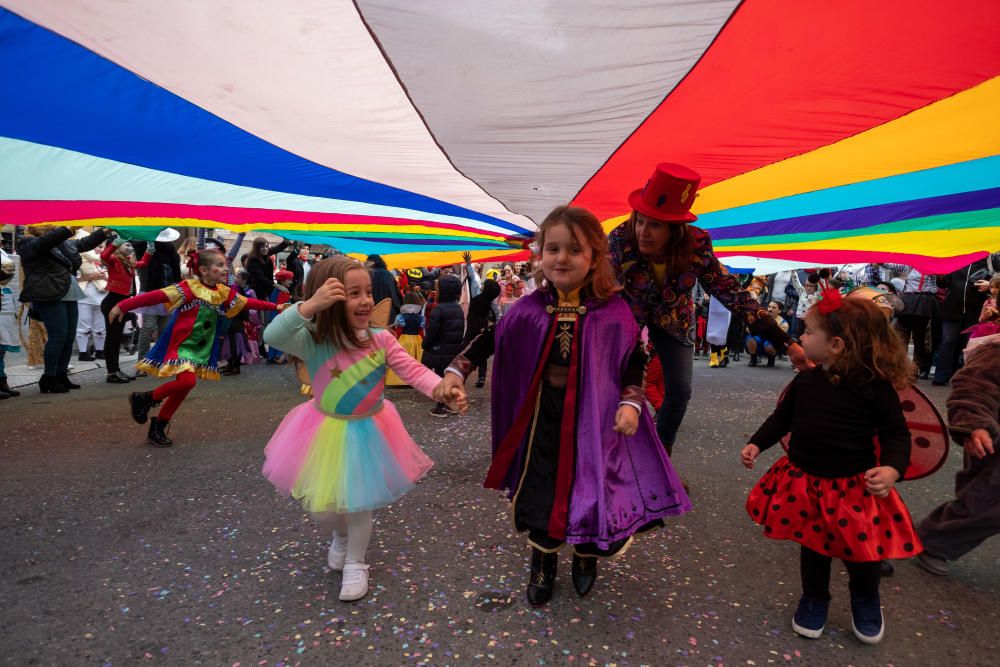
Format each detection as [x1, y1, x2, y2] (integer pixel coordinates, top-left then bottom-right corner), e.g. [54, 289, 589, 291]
[260, 256, 466, 603]
[110, 249, 279, 447]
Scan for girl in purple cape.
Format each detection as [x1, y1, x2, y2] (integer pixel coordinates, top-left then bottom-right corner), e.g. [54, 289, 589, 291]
[441, 206, 691, 606]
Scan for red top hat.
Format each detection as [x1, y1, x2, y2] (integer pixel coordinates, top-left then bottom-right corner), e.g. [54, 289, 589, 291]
[628, 163, 701, 223]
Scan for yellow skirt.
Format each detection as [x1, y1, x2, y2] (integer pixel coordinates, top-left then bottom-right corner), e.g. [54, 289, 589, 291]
[386, 334, 424, 386]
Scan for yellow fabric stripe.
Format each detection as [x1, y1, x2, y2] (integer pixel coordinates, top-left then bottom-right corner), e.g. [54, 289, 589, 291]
[694, 75, 1000, 215]
[346, 249, 524, 270]
[717, 227, 1000, 258]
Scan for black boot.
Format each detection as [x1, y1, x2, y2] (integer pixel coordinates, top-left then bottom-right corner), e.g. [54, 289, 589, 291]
[766, 355, 776, 368]
[129, 391, 160, 424]
[57, 373, 81, 389]
[94, 350, 106, 360]
[0, 378, 19, 397]
[147, 417, 173, 447]
[39, 374, 69, 394]
[78, 351, 95, 362]
[526, 548, 558, 606]
[571, 554, 598, 596]
[748, 355, 758, 367]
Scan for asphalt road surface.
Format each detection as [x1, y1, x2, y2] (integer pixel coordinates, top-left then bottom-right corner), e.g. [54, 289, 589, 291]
[2, 358, 997, 666]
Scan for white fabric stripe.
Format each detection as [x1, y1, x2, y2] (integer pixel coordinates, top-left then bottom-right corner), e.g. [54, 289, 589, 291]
[4, 0, 533, 231]
[357, 0, 740, 222]
[0, 137, 518, 235]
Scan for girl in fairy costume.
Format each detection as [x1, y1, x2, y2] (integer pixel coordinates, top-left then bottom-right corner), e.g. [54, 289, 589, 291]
[110, 248, 280, 447]
[440, 206, 691, 606]
[260, 257, 466, 602]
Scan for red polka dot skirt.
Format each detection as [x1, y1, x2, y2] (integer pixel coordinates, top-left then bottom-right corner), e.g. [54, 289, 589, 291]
[746, 456, 923, 562]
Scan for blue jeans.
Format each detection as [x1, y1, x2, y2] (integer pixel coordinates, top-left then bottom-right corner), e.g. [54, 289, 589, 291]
[933, 319, 965, 383]
[34, 300, 79, 376]
[646, 325, 693, 455]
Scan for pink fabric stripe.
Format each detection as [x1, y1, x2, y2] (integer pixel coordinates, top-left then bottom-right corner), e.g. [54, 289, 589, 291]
[354, 380, 384, 415]
[0, 200, 505, 238]
[714, 249, 988, 274]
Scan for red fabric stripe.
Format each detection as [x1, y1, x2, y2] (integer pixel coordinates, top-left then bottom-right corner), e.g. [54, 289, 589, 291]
[547, 320, 581, 540]
[573, 0, 1000, 220]
[483, 318, 559, 490]
[714, 249, 988, 275]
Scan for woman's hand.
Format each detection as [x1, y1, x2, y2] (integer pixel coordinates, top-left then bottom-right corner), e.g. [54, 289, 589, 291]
[462, 251, 472, 263]
[964, 429, 995, 459]
[298, 278, 345, 318]
[786, 342, 814, 371]
[108, 305, 124, 323]
[974, 279, 990, 292]
[864, 466, 901, 498]
[613, 404, 639, 436]
[740, 444, 760, 469]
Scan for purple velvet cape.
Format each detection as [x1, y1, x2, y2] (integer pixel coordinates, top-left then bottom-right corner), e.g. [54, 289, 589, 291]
[490, 289, 692, 549]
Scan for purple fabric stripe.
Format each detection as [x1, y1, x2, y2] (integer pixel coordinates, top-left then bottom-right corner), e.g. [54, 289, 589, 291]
[707, 187, 1000, 240]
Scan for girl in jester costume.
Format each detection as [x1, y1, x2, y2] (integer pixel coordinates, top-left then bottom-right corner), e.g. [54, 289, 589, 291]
[260, 257, 467, 602]
[110, 248, 280, 447]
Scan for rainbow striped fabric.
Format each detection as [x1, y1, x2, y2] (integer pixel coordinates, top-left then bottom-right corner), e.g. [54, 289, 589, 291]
[2, 2, 998, 271]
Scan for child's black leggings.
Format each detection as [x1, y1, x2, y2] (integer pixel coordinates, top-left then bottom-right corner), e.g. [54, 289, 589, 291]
[800, 546, 881, 600]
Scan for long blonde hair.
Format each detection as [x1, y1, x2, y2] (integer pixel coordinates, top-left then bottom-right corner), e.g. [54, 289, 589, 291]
[302, 256, 372, 350]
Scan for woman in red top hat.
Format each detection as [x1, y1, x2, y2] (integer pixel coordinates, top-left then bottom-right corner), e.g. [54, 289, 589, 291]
[608, 163, 806, 460]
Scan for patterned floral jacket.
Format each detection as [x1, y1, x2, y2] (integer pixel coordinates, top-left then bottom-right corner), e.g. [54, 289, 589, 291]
[607, 221, 763, 344]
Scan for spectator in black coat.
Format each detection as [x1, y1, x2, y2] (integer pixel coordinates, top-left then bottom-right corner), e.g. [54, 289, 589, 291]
[423, 274, 465, 417]
[245, 237, 290, 308]
[17, 225, 109, 392]
[933, 256, 995, 385]
[132, 238, 182, 363]
[366, 254, 403, 323]
[465, 279, 501, 388]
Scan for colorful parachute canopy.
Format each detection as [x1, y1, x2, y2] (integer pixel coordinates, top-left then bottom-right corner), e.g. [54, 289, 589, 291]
[1, 1, 998, 272]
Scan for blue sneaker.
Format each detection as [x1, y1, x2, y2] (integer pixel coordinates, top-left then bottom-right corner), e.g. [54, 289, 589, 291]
[850, 595, 884, 644]
[791, 596, 829, 638]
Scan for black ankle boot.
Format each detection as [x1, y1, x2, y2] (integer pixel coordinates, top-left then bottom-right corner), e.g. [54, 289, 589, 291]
[57, 373, 81, 389]
[571, 554, 598, 596]
[748, 355, 758, 367]
[39, 375, 69, 394]
[766, 355, 776, 367]
[0, 378, 19, 397]
[129, 391, 160, 424]
[526, 548, 558, 606]
[147, 417, 173, 447]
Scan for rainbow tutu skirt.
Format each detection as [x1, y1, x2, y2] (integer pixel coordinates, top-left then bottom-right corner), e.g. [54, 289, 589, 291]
[262, 399, 433, 514]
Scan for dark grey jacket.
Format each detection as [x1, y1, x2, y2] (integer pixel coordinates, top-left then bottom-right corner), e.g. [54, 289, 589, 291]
[17, 226, 109, 302]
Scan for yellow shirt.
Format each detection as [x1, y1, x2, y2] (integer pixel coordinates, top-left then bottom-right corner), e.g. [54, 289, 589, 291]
[651, 261, 667, 290]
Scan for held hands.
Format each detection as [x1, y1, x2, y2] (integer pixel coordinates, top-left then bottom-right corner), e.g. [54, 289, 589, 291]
[299, 278, 346, 318]
[864, 466, 900, 498]
[613, 404, 639, 436]
[740, 443, 760, 469]
[786, 342, 814, 371]
[964, 429, 995, 459]
[432, 375, 468, 415]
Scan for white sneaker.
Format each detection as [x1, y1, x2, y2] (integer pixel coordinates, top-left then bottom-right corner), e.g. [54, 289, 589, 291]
[339, 561, 370, 601]
[327, 533, 348, 571]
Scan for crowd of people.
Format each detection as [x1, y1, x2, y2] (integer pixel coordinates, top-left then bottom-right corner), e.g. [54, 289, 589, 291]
[1, 164, 998, 647]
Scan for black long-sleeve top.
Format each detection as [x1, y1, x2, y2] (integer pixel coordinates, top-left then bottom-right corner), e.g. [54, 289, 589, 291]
[750, 368, 911, 479]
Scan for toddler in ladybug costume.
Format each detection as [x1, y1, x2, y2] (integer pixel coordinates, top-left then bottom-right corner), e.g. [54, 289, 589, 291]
[740, 284, 921, 645]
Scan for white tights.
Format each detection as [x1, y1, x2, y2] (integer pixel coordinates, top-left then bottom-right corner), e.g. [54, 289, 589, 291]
[318, 510, 373, 563]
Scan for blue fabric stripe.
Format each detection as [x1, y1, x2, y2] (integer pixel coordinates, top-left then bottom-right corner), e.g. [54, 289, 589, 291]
[278, 234, 514, 255]
[0, 8, 526, 234]
[699, 155, 1000, 230]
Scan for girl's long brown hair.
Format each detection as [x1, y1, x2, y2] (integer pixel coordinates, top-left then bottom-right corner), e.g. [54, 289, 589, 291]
[302, 256, 371, 350]
[807, 298, 913, 389]
[248, 237, 270, 263]
[627, 211, 696, 273]
[531, 205, 620, 302]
